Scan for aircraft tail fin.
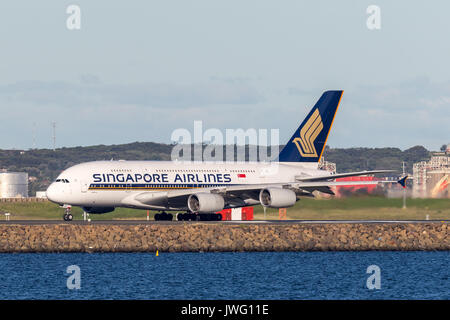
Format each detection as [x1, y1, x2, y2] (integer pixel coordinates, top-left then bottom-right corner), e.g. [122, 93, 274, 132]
[278, 90, 343, 163]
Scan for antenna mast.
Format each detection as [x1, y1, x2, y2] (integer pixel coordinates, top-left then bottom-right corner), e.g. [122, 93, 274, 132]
[52, 122, 56, 151]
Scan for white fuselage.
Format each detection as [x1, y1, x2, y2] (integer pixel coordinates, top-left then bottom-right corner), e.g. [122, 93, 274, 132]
[46, 160, 326, 211]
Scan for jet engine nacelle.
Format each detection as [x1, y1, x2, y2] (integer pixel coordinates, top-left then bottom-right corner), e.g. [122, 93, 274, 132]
[187, 193, 225, 213]
[82, 206, 115, 214]
[259, 188, 297, 208]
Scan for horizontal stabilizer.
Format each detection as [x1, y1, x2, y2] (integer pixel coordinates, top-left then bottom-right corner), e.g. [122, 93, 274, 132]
[397, 176, 408, 188]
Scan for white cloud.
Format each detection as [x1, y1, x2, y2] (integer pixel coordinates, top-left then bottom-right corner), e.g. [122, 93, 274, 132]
[419, 96, 450, 108]
[287, 77, 450, 151]
[0, 76, 448, 151]
[0, 79, 263, 109]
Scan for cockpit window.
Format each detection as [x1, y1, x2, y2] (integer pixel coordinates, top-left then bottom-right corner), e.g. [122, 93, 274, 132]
[56, 179, 61, 182]
[55, 179, 69, 183]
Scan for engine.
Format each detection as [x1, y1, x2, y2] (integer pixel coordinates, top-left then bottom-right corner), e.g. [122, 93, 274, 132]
[259, 188, 297, 208]
[82, 207, 115, 214]
[187, 193, 225, 213]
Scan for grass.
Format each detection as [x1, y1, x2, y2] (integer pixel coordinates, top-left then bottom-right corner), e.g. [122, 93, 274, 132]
[253, 197, 450, 220]
[0, 197, 449, 221]
[0, 202, 151, 220]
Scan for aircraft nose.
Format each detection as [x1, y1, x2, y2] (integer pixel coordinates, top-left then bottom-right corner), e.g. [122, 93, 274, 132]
[46, 183, 61, 204]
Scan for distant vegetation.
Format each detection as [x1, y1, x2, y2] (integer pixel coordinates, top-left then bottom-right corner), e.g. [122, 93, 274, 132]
[0, 142, 432, 196]
[0, 142, 174, 195]
[321, 145, 430, 173]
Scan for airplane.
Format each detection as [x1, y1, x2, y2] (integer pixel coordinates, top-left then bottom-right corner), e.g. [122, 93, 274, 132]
[46, 90, 404, 221]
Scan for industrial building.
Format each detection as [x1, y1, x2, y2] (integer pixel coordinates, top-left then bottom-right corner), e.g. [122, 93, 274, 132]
[35, 191, 47, 199]
[0, 172, 28, 198]
[413, 152, 450, 198]
[318, 157, 336, 174]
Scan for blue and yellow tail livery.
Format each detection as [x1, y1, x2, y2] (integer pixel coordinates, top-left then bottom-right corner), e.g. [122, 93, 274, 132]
[278, 90, 343, 163]
[397, 176, 408, 188]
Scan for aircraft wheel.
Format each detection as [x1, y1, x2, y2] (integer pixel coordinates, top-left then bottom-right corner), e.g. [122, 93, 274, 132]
[67, 214, 73, 221]
[177, 213, 184, 221]
[159, 212, 172, 221]
[154, 213, 161, 221]
[216, 213, 222, 221]
[63, 214, 68, 221]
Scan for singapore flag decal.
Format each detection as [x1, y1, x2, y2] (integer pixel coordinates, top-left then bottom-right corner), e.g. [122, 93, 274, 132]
[237, 173, 246, 179]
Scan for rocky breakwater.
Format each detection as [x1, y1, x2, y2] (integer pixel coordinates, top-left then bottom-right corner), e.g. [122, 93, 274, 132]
[0, 222, 448, 252]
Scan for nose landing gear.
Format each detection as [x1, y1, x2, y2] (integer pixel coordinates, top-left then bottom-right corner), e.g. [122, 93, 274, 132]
[63, 207, 73, 221]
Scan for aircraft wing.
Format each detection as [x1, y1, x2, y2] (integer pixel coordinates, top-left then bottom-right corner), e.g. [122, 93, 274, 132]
[127, 178, 401, 209]
[200, 180, 392, 198]
[296, 170, 396, 182]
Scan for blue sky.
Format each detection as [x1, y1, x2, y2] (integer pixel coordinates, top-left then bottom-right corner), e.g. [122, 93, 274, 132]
[0, 1, 449, 150]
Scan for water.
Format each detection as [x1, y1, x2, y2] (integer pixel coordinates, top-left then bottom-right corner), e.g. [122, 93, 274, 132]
[0, 251, 448, 300]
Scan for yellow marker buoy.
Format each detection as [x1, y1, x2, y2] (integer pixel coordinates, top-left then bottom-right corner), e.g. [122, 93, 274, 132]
[156, 250, 159, 256]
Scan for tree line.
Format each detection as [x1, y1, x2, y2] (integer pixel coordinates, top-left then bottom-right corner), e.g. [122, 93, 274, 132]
[0, 142, 431, 196]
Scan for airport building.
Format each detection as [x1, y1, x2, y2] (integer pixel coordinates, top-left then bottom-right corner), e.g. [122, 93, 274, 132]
[0, 172, 28, 198]
[413, 152, 450, 198]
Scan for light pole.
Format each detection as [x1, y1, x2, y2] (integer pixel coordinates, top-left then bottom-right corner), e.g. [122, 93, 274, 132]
[402, 161, 407, 209]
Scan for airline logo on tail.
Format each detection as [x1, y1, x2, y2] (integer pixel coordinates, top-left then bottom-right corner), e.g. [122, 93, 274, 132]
[278, 90, 343, 163]
[292, 109, 323, 157]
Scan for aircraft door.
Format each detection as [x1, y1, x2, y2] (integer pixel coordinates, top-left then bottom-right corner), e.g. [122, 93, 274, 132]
[81, 180, 88, 193]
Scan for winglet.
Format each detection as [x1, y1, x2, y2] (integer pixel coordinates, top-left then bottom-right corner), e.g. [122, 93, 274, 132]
[397, 176, 408, 188]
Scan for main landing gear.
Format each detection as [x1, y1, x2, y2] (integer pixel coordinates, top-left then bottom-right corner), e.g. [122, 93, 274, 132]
[176, 213, 222, 221]
[153, 211, 223, 221]
[154, 212, 173, 221]
[63, 207, 73, 221]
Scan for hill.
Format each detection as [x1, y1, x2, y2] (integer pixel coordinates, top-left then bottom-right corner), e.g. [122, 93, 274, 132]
[321, 145, 430, 173]
[0, 142, 432, 196]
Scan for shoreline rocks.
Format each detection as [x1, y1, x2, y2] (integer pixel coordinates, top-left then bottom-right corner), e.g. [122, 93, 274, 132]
[0, 223, 448, 253]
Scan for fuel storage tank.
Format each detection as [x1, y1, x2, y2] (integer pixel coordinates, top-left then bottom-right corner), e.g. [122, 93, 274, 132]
[0, 172, 28, 198]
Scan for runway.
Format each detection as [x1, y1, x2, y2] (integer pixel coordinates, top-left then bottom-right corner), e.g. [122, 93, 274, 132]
[0, 219, 447, 225]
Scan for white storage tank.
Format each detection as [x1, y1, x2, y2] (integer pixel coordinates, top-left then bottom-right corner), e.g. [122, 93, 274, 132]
[0, 172, 28, 198]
